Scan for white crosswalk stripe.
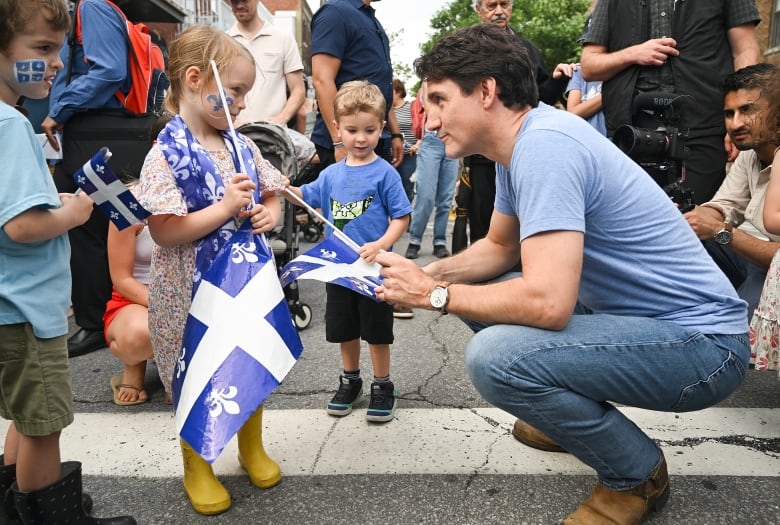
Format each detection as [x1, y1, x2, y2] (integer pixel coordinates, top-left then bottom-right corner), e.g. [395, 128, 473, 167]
[3, 407, 777, 478]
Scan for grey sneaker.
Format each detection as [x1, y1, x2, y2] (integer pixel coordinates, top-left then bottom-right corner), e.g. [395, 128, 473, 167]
[327, 376, 363, 416]
[433, 245, 450, 258]
[366, 381, 397, 423]
[405, 243, 420, 259]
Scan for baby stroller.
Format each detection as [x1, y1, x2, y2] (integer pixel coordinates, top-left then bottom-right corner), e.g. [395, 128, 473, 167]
[238, 122, 321, 330]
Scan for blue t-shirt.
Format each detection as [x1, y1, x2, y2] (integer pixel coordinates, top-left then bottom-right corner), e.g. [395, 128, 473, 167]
[300, 156, 412, 247]
[565, 68, 606, 136]
[0, 103, 71, 338]
[310, 0, 393, 148]
[494, 104, 747, 334]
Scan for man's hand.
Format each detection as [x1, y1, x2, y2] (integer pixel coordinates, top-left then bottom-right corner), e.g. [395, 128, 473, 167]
[41, 116, 63, 151]
[375, 251, 436, 309]
[632, 38, 679, 67]
[683, 205, 724, 240]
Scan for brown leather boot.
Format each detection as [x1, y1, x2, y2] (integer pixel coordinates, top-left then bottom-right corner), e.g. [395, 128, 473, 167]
[561, 454, 670, 525]
[511, 419, 567, 453]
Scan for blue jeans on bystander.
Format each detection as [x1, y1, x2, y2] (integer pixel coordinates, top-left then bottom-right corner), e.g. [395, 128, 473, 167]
[409, 131, 458, 247]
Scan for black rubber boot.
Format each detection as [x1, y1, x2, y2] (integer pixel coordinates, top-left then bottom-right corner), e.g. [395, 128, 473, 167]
[1, 455, 93, 522]
[12, 461, 136, 524]
[0, 455, 21, 524]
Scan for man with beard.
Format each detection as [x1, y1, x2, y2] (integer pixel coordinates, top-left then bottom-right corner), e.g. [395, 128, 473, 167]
[683, 63, 779, 321]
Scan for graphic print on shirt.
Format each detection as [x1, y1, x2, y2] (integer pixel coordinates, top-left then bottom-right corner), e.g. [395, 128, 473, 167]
[331, 194, 375, 231]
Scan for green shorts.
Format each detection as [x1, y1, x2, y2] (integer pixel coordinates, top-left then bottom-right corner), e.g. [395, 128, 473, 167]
[0, 323, 74, 436]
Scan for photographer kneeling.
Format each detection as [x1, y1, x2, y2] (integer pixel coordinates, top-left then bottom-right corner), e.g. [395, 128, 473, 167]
[684, 64, 780, 320]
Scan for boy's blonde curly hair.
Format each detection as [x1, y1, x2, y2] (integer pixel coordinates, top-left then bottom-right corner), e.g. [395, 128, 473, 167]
[334, 80, 386, 123]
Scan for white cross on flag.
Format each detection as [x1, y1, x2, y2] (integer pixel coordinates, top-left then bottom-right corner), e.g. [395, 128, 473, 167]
[279, 232, 383, 300]
[71, 147, 150, 230]
[174, 221, 304, 463]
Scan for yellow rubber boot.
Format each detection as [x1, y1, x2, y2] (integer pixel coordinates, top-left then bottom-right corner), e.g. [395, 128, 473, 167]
[237, 405, 282, 489]
[180, 439, 231, 515]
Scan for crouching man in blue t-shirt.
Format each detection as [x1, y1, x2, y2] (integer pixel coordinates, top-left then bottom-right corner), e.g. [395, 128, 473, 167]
[375, 24, 748, 525]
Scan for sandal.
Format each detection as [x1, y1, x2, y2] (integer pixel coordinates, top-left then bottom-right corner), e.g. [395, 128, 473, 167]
[109, 374, 149, 406]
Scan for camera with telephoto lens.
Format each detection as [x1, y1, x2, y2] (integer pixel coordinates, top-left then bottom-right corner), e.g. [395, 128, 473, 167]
[612, 92, 695, 213]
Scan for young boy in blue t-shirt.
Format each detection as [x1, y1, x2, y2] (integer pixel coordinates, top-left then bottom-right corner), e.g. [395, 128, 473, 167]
[285, 80, 412, 422]
[0, 1, 135, 522]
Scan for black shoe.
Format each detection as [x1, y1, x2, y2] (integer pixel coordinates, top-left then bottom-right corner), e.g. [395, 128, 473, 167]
[433, 245, 450, 258]
[67, 328, 106, 358]
[326, 376, 363, 416]
[392, 305, 414, 319]
[366, 381, 397, 423]
[405, 243, 420, 259]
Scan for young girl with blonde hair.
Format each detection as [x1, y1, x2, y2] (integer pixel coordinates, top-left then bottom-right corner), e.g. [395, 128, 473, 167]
[136, 25, 284, 515]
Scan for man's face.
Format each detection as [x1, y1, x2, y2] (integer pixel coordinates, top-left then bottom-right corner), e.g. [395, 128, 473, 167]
[230, 0, 258, 23]
[423, 79, 481, 159]
[476, 1, 513, 30]
[724, 88, 770, 151]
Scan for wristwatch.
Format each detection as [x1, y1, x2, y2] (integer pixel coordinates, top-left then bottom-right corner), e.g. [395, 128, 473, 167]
[714, 223, 733, 245]
[428, 282, 451, 314]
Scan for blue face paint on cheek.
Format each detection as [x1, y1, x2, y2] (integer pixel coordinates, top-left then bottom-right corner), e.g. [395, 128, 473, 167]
[13, 59, 46, 83]
[206, 93, 235, 112]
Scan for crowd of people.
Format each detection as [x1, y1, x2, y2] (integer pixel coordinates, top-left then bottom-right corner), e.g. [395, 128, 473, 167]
[1, 0, 778, 523]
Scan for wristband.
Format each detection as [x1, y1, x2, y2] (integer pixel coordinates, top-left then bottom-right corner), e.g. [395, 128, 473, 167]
[333, 141, 344, 148]
[390, 133, 403, 140]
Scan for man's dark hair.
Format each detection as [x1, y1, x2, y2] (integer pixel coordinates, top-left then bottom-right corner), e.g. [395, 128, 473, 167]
[724, 63, 776, 93]
[414, 23, 538, 110]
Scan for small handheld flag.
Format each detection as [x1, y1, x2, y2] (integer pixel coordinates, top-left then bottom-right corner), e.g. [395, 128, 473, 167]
[72, 147, 150, 230]
[280, 233, 383, 300]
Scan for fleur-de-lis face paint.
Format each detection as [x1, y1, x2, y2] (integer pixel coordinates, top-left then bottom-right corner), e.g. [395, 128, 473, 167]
[206, 93, 235, 112]
[13, 59, 46, 83]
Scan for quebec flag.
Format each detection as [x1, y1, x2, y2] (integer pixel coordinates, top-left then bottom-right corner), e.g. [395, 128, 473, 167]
[279, 232, 383, 300]
[72, 147, 150, 230]
[173, 220, 303, 463]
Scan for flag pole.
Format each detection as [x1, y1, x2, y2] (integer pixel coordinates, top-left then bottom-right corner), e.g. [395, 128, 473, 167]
[283, 187, 361, 251]
[210, 60, 256, 207]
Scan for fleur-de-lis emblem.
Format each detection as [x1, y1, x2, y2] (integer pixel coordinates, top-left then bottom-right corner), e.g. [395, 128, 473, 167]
[129, 202, 139, 211]
[320, 249, 337, 260]
[110, 211, 119, 220]
[231, 241, 258, 263]
[76, 174, 85, 185]
[206, 386, 240, 417]
[176, 347, 187, 378]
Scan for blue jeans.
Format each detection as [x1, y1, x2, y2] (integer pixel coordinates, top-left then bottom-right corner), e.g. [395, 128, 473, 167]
[702, 239, 766, 320]
[464, 287, 749, 490]
[396, 152, 416, 204]
[409, 131, 459, 247]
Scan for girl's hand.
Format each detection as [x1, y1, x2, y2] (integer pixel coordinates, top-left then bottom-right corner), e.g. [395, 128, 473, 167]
[248, 203, 275, 234]
[281, 176, 291, 188]
[222, 173, 256, 217]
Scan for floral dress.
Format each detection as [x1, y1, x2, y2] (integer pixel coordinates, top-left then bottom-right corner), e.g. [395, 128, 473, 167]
[749, 249, 780, 376]
[137, 139, 283, 399]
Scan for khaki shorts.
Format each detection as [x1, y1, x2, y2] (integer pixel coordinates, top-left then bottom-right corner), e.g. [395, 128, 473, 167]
[0, 323, 74, 436]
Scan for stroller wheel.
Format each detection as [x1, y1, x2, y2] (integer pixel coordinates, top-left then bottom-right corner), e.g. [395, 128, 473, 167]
[293, 304, 313, 330]
[303, 224, 321, 243]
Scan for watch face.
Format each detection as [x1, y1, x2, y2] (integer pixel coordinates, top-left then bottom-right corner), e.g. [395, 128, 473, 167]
[430, 287, 448, 309]
[715, 229, 732, 245]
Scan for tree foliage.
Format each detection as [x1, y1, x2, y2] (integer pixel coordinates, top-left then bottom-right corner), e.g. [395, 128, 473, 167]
[422, 0, 591, 70]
